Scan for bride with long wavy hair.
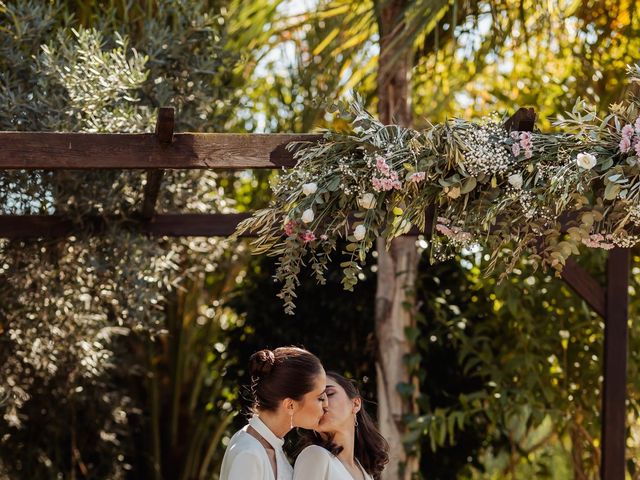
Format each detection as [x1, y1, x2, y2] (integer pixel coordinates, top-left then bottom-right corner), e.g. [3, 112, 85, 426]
[293, 372, 389, 480]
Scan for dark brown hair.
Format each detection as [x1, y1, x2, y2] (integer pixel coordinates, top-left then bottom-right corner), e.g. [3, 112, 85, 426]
[296, 372, 389, 479]
[249, 346, 323, 412]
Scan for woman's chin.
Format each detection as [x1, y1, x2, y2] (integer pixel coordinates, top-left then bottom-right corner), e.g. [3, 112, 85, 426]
[316, 417, 331, 431]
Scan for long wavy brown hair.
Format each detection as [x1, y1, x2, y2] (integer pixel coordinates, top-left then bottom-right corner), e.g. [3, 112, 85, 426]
[295, 372, 389, 479]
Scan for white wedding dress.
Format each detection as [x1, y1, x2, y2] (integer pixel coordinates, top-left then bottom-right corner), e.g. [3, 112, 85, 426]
[220, 415, 294, 480]
[293, 445, 373, 480]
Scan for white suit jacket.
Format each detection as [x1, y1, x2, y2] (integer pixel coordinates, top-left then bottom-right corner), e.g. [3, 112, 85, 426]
[220, 415, 293, 480]
[294, 445, 373, 480]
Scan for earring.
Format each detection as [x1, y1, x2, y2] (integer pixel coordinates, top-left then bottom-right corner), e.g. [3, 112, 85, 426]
[354, 413, 359, 428]
[290, 412, 294, 429]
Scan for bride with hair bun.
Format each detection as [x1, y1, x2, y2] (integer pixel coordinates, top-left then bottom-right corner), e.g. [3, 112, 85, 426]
[220, 346, 328, 480]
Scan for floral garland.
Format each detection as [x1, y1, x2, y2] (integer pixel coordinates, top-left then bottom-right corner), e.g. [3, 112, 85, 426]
[235, 64, 640, 314]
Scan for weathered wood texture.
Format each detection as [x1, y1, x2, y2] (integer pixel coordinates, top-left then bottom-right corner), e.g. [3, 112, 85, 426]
[0, 132, 321, 169]
[601, 248, 630, 480]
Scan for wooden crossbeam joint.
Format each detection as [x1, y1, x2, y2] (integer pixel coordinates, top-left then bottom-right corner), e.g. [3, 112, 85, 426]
[141, 108, 175, 220]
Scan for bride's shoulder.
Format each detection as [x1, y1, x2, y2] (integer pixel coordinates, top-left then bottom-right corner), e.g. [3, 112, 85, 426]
[227, 428, 264, 452]
[295, 444, 331, 465]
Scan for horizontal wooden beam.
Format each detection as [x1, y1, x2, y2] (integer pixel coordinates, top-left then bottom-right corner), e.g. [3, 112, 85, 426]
[0, 213, 435, 239]
[0, 215, 76, 238]
[0, 214, 253, 238]
[143, 213, 253, 237]
[0, 132, 322, 170]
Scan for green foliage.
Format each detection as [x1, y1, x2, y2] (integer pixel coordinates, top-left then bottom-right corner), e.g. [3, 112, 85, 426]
[235, 80, 640, 313]
[0, 0, 254, 477]
[403, 249, 640, 478]
[412, 0, 640, 127]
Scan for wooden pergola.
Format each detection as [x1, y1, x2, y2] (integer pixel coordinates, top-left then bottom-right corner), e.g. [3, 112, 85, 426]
[0, 108, 631, 479]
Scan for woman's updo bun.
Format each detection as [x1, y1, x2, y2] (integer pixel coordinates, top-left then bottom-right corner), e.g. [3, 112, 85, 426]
[248, 346, 323, 412]
[249, 349, 276, 377]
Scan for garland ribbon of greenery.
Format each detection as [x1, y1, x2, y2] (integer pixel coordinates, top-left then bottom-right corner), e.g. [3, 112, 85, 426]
[235, 64, 640, 313]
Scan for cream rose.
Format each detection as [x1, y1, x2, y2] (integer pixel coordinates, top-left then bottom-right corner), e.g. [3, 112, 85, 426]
[302, 182, 318, 195]
[301, 208, 315, 224]
[357, 193, 376, 210]
[508, 173, 523, 189]
[576, 152, 597, 170]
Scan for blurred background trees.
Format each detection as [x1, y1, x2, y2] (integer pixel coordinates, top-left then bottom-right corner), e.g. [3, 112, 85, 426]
[1, 0, 639, 479]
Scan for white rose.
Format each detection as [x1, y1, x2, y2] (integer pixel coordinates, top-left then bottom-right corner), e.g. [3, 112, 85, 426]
[576, 152, 597, 170]
[357, 193, 376, 209]
[353, 225, 366, 241]
[302, 182, 318, 195]
[508, 173, 523, 189]
[301, 208, 315, 224]
[447, 186, 461, 199]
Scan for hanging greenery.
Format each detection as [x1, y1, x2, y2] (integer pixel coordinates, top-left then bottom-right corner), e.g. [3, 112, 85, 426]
[236, 64, 640, 313]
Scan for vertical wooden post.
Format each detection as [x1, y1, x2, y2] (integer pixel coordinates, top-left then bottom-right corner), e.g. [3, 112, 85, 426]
[601, 247, 630, 480]
[141, 107, 174, 220]
[375, 1, 419, 478]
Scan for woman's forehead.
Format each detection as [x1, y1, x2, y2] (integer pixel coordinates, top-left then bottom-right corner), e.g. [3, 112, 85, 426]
[325, 379, 342, 391]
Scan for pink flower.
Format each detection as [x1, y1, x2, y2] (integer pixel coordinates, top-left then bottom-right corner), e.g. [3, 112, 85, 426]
[622, 124, 635, 139]
[300, 230, 316, 243]
[372, 176, 402, 192]
[284, 220, 296, 236]
[582, 233, 614, 250]
[372, 155, 402, 191]
[620, 136, 632, 153]
[375, 156, 391, 175]
[519, 132, 532, 143]
[436, 223, 472, 243]
[409, 172, 426, 183]
[510, 131, 520, 140]
[634, 117, 640, 134]
[436, 224, 451, 235]
[515, 132, 533, 158]
[320, 234, 328, 241]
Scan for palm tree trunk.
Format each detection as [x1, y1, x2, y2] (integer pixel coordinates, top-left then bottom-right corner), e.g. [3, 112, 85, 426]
[375, 1, 420, 478]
